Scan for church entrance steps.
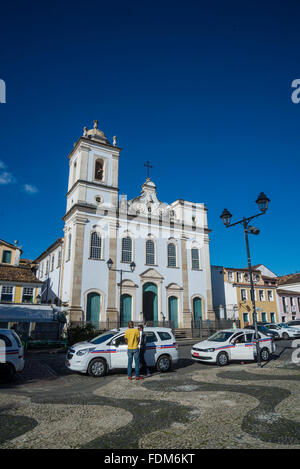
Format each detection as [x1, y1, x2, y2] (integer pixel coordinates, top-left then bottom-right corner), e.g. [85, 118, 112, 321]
[174, 328, 193, 339]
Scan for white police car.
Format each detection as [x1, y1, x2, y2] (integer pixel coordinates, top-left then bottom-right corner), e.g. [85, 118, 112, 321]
[0, 328, 24, 379]
[191, 328, 275, 366]
[66, 327, 178, 377]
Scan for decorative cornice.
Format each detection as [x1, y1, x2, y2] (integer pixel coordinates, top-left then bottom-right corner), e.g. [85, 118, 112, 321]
[67, 137, 122, 160]
[67, 179, 119, 197]
[63, 202, 97, 222]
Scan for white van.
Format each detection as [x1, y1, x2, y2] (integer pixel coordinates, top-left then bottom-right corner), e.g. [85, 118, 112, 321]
[0, 328, 25, 379]
[66, 327, 178, 377]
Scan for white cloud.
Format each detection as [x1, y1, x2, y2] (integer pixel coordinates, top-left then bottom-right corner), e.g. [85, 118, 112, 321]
[23, 184, 39, 194]
[0, 172, 16, 185]
[0, 160, 6, 169]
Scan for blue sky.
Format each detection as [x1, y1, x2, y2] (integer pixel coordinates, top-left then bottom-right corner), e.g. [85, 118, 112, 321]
[0, 0, 299, 275]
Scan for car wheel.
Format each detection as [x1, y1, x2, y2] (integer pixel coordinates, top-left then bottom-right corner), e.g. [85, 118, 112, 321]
[87, 358, 107, 377]
[260, 348, 270, 362]
[156, 355, 171, 372]
[216, 351, 229, 366]
[0, 363, 16, 382]
[282, 332, 289, 340]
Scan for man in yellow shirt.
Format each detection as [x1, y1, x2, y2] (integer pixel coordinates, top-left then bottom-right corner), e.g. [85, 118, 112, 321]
[125, 321, 141, 380]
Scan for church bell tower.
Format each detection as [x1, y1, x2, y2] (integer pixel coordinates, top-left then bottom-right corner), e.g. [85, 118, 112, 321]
[62, 120, 121, 323]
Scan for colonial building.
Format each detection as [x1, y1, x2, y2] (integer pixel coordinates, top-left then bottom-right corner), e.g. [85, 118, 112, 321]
[0, 239, 22, 266]
[35, 121, 214, 328]
[0, 238, 44, 328]
[276, 273, 300, 322]
[211, 265, 279, 327]
[35, 238, 63, 304]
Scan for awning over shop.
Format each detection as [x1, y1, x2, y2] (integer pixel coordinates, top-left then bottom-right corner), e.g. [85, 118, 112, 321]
[0, 304, 56, 322]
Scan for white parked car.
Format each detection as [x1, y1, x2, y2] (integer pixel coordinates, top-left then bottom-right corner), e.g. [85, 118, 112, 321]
[287, 320, 300, 330]
[264, 323, 300, 340]
[0, 328, 25, 379]
[66, 327, 178, 377]
[191, 328, 275, 366]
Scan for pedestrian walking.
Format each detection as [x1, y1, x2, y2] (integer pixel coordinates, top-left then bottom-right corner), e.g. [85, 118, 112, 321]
[124, 321, 142, 380]
[138, 324, 151, 376]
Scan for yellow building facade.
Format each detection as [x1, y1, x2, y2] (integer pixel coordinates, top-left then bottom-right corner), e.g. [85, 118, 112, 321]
[0, 240, 42, 307]
[224, 268, 279, 327]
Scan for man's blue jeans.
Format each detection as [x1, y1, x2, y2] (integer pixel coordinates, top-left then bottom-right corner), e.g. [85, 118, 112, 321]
[127, 348, 140, 378]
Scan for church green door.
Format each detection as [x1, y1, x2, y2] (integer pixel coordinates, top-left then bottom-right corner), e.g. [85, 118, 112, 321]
[143, 283, 158, 324]
[193, 297, 202, 324]
[120, 294, 132, 327]
[87, 292, 100, 327]
[168, 296, 178, 328]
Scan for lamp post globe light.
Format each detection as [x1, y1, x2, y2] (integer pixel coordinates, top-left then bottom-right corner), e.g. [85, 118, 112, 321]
[256, 192, 270, 212]
[107, 258, 136, 327]
[220, 192, 270, 367]
[220, 208, 232, 226]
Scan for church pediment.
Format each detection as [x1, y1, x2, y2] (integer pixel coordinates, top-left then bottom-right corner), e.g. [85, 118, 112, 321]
[140, 268, 164, 280]
[127, 178, 172, 219]
[118, 279, 138, 288]
[166, 283, 183, 290]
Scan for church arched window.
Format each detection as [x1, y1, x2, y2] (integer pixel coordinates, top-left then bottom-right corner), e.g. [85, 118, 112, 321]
[90, 232, 102, 259]
[146, 239, 155, 265]
[122, 236, 132, 263]
[191, 247, 200, 270]
[167, 242, 177, 267]
[94, 159, 104, 181]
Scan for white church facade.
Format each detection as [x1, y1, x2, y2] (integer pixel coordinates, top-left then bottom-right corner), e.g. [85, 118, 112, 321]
[35, 121, 214, 328]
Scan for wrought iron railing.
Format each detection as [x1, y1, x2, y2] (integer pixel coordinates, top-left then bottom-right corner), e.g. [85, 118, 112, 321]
[191, 318, 237, 338]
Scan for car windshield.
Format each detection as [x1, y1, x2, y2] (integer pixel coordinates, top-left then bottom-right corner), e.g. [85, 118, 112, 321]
[258, 326, 268, 332]
[278, 323, 288, 328]
[267, 324, 279, 330]
[90, 331, 119, 345]
[207, 331, 233, 342]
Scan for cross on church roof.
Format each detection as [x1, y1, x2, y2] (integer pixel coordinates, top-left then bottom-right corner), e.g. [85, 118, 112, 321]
[144, 160, 153, 179]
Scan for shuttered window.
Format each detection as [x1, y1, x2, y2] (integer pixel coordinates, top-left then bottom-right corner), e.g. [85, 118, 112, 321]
[2, 250, 12, 264]
[191, 248, 200, 269]
[146, 240, 155, 265]
[57, 250, 62, 268]
[1, 286, 13, 302]
[167, 243, 176, 267]
[122, 237, 132, 263]
[22, 287, 34, 303]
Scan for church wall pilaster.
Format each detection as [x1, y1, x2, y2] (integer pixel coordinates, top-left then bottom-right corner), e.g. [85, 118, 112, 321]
[180, 236, 192, 328]
[68, 216, 87, 323]
[106, 221, 119, 322]
[204, 236, 215, 320]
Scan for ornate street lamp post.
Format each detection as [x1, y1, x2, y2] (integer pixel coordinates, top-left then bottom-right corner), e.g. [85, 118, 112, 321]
[220, 192, 270, 367]
[107, 259, 136, 327]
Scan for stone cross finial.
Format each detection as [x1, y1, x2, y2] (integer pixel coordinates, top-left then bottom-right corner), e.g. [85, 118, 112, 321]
[144, 160, 153, 179]
[93, 120, 98, 129]
[113, 136, 117, 147]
